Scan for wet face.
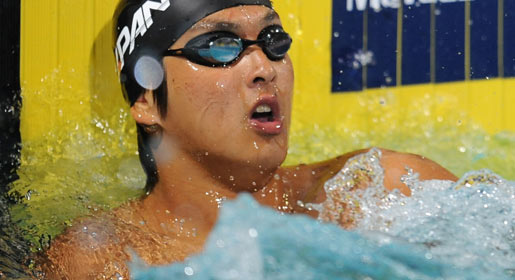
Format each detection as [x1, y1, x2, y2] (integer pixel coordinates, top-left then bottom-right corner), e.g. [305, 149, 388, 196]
[157, 6, 294, 178]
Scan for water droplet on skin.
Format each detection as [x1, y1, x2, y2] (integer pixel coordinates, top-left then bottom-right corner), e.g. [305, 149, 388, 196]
[253, 142, 259, 150]
[229, 176, 235, 181]
[184, 266, 194, 276]
[187, 61, 199, 71]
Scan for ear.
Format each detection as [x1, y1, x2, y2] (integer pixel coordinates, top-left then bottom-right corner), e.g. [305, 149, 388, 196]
[130, 89, 162, 126]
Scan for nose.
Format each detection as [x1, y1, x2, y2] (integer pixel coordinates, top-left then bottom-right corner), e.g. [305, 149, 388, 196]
[245, 47, 277, 88]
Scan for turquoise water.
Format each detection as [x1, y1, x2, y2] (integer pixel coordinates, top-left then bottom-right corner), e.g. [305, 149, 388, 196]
[132, 150, 514, 279]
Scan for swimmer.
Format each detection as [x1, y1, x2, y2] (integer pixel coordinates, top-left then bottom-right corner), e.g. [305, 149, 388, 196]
[41, 0, 457, 278]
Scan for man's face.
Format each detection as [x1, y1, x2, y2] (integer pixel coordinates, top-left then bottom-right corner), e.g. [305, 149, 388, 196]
[159, 5, 294, 173]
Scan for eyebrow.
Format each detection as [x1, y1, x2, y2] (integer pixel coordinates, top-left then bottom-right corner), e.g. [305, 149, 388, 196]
[263, 10, 280, 23]
[193, 21, 241, 32]
[192, 10, 280, 32]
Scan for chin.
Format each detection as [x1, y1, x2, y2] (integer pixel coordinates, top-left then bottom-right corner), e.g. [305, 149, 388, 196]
[251, 139, 288, 169]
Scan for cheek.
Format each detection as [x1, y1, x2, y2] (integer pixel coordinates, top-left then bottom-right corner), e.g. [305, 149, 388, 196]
[166, 66, 241, 129]
[280, 57, 295, 90]
[277, 58, 294, 117]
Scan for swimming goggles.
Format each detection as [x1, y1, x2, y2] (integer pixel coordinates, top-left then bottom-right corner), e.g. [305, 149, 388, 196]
[163, 25, 292, 67]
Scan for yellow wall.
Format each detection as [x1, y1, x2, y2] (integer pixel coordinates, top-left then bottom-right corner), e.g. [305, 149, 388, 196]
[21, 0, 122, 143]
[20, 0, 514, 145]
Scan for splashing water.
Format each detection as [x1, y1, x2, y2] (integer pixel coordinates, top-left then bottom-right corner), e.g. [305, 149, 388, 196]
[305, 148, 387, 227]
[309, 148, 515, 277]
[132, 149, 514, 279]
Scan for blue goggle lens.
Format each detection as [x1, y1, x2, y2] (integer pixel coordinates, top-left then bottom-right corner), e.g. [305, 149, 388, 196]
[199, 37, 243, 63]
[165, 25, 292, 67]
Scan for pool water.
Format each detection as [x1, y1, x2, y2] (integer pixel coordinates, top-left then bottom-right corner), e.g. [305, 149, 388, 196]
[132, 149, 514, 279]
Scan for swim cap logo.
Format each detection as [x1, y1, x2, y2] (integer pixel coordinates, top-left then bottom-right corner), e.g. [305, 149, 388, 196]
[115, 0, 171, 72]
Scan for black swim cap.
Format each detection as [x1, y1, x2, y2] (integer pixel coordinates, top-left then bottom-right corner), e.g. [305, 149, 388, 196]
[114, 0, 273, 105]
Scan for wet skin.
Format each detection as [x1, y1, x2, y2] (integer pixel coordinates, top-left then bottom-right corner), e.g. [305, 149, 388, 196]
[41, 6, 457, 279]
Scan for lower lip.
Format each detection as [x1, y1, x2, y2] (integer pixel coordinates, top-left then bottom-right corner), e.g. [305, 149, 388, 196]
[249, 119, 283, 135]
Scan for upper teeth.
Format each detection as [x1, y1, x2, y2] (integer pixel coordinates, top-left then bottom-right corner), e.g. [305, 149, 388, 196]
[256, 105, 272, 113]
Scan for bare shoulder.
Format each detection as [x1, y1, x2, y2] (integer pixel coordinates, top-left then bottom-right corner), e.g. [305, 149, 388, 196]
[379, 148, 458, 194]
[288, 148, 457, 205]
[40, 201, 198, 279]
[40, 214, 131, 279]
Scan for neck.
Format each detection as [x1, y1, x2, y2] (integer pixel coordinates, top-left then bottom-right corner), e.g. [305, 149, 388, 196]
[140, 147, 277, 236]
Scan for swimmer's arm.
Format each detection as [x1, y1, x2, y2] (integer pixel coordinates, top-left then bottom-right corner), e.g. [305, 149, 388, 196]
[294, 148, 457, 205]
[380, 149, 458, 195]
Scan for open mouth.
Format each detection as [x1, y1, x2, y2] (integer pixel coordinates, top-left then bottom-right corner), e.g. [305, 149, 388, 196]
[248, 97, 282, 135]
[251, 104, 276, 122]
